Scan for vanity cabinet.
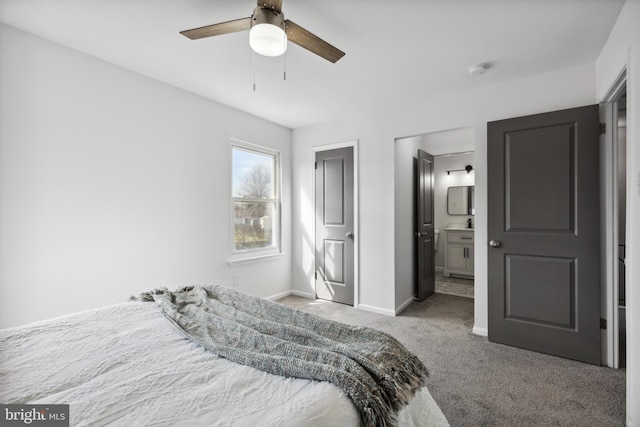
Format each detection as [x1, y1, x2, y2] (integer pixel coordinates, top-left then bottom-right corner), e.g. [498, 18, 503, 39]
[444, 230, 474, 278]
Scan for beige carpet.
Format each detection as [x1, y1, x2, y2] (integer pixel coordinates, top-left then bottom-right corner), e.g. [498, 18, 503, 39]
[278, 293, 626, 427]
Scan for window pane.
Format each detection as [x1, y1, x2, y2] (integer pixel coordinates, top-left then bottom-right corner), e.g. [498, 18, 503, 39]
[234, 201, 276, 251]
[232, 148, 274, 198]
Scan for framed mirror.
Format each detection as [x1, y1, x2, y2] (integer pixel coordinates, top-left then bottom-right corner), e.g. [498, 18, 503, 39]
[447, 185, 474, 215]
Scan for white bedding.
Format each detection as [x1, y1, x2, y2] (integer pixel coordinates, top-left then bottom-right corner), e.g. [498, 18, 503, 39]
[0, 301, 448, 426]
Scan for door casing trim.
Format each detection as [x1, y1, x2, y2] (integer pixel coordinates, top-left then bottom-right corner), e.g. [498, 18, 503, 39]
[599, 67, 627, 368]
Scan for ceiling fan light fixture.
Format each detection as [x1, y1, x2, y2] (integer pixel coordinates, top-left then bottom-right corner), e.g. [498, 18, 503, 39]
[250, 23, 287, 56]
[180, 2, 345, 63]
[250, 7, 287, 57]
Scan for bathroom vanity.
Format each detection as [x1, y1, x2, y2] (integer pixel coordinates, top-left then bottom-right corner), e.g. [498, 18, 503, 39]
[444, 229, 474, 278]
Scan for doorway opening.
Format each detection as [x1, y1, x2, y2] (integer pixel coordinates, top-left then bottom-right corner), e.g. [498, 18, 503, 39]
[434, 151, 475, 299]
[600, 72, 627, 369]
[394, 127, 475, 311]
[617, 92, 627, 368]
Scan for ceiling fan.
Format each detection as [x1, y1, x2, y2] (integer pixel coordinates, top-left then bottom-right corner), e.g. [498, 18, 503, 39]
[180, 0, 345, 63]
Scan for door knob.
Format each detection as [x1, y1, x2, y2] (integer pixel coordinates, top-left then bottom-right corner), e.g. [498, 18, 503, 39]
[345, 232, 354, 239]
[489, 240, 501, 247]
[415, 232, 422, 237]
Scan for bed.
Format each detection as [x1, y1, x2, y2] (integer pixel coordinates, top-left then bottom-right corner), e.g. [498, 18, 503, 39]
[0, 285, 449, 426]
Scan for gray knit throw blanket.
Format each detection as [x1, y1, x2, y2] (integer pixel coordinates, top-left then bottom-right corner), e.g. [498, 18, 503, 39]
[132, 285, 428, 427]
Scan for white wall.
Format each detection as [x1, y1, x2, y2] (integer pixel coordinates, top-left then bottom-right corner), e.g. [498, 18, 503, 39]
[596, 2, 640, 425]
[0, 24, 293, 328]
[292, 63, 596, 325]
[393, 137, 419, 308]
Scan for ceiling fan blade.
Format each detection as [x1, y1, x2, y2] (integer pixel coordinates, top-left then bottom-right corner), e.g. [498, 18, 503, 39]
[180, 17, 251, 40]
[285, 20, 345, 63]
[258, 0, 283, 13]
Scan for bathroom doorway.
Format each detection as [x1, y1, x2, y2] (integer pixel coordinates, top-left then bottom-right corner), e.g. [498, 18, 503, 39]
[433, 151, 475, 298]
[394, 127, 475, 308]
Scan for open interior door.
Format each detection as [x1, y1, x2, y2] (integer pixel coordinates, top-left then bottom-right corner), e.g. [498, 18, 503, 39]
[487, 105, 601, 364]
[416, 149, 435, 301]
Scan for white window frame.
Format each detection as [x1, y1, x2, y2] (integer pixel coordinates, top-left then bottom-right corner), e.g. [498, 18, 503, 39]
[228, 139, 282, 264]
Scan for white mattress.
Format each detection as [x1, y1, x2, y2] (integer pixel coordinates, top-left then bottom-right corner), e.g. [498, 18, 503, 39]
[0, 301, 449, 426]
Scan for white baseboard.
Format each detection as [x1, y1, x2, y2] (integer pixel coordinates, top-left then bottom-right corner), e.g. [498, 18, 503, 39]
[395, 296, 415, 315]
[472, 326, 488, 337]
[264, 289, 316, 301]
[358, 303, 396, 317]
[290, 289, 315, 299]
[266, 289, 316, 301]
[265, 290, 292, 301]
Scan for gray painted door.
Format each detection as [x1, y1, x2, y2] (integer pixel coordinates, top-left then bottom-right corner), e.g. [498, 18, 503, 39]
[416, 150, 435, 301]
[315, 147, 354, 305]
[488, 105, 601, 365]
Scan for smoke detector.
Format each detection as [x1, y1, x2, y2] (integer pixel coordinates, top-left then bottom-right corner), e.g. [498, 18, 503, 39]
[468, 63, 489, 76]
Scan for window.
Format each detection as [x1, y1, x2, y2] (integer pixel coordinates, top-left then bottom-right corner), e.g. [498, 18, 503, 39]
[231, 142, 280, 258]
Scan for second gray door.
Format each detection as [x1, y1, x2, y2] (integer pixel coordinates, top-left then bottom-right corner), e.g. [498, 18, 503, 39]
[416, 149, 435, 301]
[315, 147, 354, 305]
[487, 105, 601, 365]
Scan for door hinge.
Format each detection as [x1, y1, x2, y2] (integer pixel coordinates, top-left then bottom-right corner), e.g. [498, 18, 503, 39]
[599, 123, 606, 135]
[315, 272, 317, 280]
[315, 162, 317, 169]
[600, 317, 607, 329]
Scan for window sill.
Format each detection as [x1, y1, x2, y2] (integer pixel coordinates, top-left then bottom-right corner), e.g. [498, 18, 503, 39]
[227, 252, 285, 266]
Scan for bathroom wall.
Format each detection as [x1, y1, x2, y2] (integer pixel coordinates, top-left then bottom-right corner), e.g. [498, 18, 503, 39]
[434, 152, 475, 269]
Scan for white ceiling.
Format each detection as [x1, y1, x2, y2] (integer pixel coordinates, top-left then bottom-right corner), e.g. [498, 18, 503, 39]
[0, 0, 625, 129]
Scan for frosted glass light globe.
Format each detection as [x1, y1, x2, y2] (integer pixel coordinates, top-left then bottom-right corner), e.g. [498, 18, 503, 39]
[250, 24, 287, 57]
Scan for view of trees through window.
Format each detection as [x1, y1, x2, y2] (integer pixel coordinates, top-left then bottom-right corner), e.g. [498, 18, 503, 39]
[232, 146, 278, 252]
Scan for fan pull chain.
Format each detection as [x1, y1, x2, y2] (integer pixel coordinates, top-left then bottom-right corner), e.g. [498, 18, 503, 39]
[253, 50, 257, 92]
[283, 24, 287, 81]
